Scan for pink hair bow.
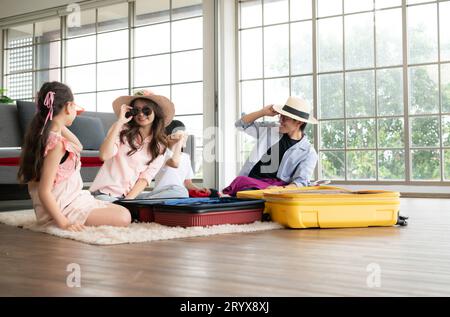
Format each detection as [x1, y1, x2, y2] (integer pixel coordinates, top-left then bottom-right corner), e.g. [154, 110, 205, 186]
[40, 91, 55, 135]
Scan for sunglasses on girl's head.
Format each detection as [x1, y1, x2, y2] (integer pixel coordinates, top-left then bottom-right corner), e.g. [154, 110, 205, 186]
[125, 106, 153, 118]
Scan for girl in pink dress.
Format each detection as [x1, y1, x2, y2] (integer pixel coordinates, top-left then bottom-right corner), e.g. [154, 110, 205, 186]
[89, 90, 175, 201]
[18, 82, 131, 231]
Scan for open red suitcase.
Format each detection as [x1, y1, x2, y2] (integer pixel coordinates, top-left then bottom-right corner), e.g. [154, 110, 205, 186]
[116, 198, 265, 226]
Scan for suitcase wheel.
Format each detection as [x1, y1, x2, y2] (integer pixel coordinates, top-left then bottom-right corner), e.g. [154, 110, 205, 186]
[396, 214, 409, 226]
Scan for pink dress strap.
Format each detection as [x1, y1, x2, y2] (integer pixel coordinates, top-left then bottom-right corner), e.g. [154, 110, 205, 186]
[44, 132, 80, 185]
[44, 132, 69, 157]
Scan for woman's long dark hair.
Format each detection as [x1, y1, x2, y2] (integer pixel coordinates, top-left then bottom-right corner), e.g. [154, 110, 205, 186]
[119, 98, 168, 164]
[17, 82, 74, 183]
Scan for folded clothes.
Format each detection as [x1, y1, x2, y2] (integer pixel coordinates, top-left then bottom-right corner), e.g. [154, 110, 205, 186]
[189, 188, 220, 198]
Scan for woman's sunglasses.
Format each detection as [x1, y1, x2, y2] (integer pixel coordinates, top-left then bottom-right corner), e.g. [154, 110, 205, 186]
[126, 106, 153, 118]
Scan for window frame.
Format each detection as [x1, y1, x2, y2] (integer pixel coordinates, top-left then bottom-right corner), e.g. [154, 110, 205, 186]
[236, 0, 450, 186]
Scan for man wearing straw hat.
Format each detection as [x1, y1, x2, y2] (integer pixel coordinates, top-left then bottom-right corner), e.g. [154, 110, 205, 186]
[223, 96, 318, 196]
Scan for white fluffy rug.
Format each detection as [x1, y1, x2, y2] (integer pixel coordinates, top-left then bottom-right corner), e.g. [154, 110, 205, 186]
[0, 210, 283, 246]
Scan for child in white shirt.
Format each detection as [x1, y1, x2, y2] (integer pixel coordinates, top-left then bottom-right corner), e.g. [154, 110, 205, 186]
[143, 120, 209, 198]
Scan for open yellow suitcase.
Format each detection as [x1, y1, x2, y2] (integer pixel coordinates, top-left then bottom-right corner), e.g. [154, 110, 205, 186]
[237, 186, 407, 229]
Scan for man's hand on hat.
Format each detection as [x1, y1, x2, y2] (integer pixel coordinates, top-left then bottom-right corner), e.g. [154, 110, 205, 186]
[262, 104, 278, 117]
[118, 104, 133, 125]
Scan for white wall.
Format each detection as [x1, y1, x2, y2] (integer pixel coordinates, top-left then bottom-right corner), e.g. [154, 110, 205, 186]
[0, 0, 75, 19]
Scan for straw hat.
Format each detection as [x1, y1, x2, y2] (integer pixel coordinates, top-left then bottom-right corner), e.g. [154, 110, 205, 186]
[112, 90, 175, 127]
[273, 96, 318, 124]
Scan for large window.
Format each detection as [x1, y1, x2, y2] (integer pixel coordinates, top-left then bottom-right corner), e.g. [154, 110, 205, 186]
[238, 0, 450, 184]
[2, 0, 204, 178]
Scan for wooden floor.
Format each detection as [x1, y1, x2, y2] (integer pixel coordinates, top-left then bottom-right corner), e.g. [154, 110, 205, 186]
[1, 198, 450, 296]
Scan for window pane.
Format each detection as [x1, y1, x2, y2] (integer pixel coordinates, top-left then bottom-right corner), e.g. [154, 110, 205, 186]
[378, 118, 404, 148]
[97, 60, 128, 91]
[442, 64, 450, 113]
[291, 75, 313, 107]
[409, 65, 439, 115]
[318, 73, 344, 119]
[320, 151, 345, 180]
[290, 0, 312, 21]
[411, 149, 440, 181]
[264, 78, 289, 105]
[345, 70, 375, 117]
[135, 24, 170, 56]
[172, 50, 203, 83]
[172, 82, 203, 115]
[240, 0, 262, 28]
[378, 150, 405, 180]
[172, 0, 202, 20]
[97, 89, 128, 113]
[241, 134, 257, 163]
[134, 55, 170, 87]
[347, 151, 376, 180]
[98, 3, 129, 32]
[66, 65, 96, 94]
[305, 123, 314, 145]
[7, 24, 33, 48]
[177, 114, 203, 147]
[263, 0, 289, 25]
[35, 18, 60, 43]
[344, 0, 373, 14]
[6, 47, 33, 73]
[375, 0, 401, 9]
[318, 17, 343, 72]
[442, 116, 450, 147]
[97, 30, 128, 62]
[35, 69, 60, 92]
[241, 80, 263, 114]
[36, 42, 61, 70]
[6, 73, 33, 100]
[291, 21, 312, 75]
[67, 9, 96, 38]
[440, 2, 450, 62]
[376, 9, 402, 67]
[408, 4, 438, 64]
[345, 12, 374, 70]
[240, 28, 262, 79]
[74, 93, 96, 112]
[410, 116, 440, 147]
[172, 17, 203, 51]
[135, 0, 170, 26]
[317, 0, 342, 17]
[407, 0, 433, 4]
[377, 68, 403, 116]
[66, 36, 96, 66]
[320, 120, 345, 149]
[445, 150, 450, 180]
[264, 24, 289, 77]
[194, 147, 203, 178]
[347, 119, 376, 149]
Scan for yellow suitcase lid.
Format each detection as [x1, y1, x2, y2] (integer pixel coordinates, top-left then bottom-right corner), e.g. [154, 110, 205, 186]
[264, 186, 400, 203]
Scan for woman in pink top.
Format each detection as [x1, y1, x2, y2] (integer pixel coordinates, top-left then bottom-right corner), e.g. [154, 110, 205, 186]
[18, 82, 131, 231]
[89, 90, 175, 201]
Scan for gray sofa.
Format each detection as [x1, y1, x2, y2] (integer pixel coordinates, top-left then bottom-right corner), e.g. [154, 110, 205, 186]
[0, 102, 195, 199]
